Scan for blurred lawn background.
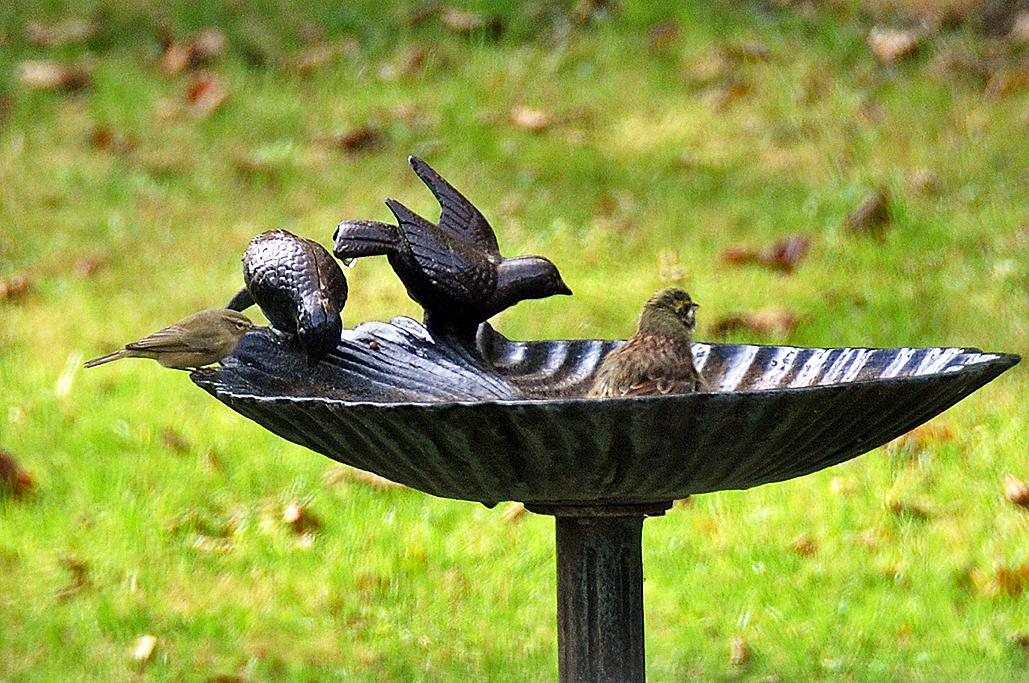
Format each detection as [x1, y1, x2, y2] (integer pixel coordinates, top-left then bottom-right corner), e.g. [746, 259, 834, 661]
[0, 0, 1026, 680]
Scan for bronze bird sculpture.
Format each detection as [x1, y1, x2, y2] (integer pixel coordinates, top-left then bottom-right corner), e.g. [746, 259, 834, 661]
[227, 229, 347, 357]
[333, 156, 571, 340]
[85, 308, 254, 370]
[587, 288, 707, 398]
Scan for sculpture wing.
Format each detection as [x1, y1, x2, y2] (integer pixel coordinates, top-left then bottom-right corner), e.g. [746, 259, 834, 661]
[386, 198, 493, 306]
[408, 156, 500, 257]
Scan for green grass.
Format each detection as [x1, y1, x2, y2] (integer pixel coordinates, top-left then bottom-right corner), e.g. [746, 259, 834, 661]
[1, 1, 1026, 680]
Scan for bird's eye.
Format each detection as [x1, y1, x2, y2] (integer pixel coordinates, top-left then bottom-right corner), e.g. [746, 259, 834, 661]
[236, 321, 248, 330]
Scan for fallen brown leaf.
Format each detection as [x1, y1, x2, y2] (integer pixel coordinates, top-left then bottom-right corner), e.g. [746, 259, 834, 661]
[282, 501, 321, 535]
[510, 105, 554, 133]
[888, 499, 933, 521]
[186, 73, 228, 117]
[708, 79, 752, 111]
[710, 308, 800, 338]
[326, 466, 405, 490]
[132, 635, 158, 663]
[89, 125, 137, 155]
[379, 46, 428, 80]
[160, 427, 190, 454]
[160, 28, 228, 76]
[972, 563, 1029, 598]
[54, 556, 90, 600]
[440, 6, 504, 38]
[290, 39, 359, 75]
[16, 60, 92, 92]
[26, 17, 101, 48]
[867, 27, 921, 65]
[1003, 474, 1029, 509]
[501, 502, 526, 523]
[331, 126, 384, 154]
[845, 187, 891, 235]
[721, 233, 811, 273]
[788, 532, 818, 556]
[0, 274, 32, 302]
[729, 636, 751, 667]
[0, 448, 35, 498]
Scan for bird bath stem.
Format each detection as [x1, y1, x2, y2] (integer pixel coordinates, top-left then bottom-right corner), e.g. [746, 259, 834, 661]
[530, 503, 672, 683]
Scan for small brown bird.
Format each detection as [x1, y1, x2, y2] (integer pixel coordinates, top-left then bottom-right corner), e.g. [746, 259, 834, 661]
[587, 288, 706, 398]
[84, 308, 254, 370]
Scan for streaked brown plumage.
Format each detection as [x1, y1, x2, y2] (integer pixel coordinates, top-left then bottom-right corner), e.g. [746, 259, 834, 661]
[84, 308, 254, 370]
[587, 288, 706, 398]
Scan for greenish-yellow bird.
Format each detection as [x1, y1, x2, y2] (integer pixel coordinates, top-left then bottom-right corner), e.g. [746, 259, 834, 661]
[588, 288, 707, 398]
[85, 308, 254, 370]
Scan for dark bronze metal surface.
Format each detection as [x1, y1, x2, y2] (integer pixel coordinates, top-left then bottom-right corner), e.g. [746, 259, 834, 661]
[192, 318, 1019, 507]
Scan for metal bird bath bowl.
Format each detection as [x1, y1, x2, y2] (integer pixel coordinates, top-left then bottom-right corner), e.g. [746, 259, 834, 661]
[193, 321, 1018, 681]
[189, 158, 1019, 681]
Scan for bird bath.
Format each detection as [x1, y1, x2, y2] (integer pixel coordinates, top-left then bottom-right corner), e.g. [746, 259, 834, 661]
[192, 320, 1018, 681]
[189, 157, 1019, 681]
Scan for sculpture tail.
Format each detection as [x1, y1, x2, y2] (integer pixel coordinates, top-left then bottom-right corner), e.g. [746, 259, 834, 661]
[84, 349, 128, 368]
[332, 220, 399, 261]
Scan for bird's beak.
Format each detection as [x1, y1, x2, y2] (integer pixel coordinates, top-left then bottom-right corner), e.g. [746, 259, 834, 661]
[559, 283, 573, 296]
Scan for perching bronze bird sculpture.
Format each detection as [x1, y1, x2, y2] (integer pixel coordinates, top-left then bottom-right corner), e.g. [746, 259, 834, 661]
[588, 288, 707, 398]
[85, 308, 254, 370]
[333, 156, 571, 341]
[227, 229, 347, 358]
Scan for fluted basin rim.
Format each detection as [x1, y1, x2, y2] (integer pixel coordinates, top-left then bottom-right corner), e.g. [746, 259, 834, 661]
[194, 344, 1019, 407]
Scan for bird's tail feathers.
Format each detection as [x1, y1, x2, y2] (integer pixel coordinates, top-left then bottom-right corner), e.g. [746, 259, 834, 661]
[84, 349, 128, 368]
[332, 220, 399, 260]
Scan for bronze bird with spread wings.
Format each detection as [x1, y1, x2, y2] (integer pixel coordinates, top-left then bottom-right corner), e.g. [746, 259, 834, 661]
[333, 156, 571, 340]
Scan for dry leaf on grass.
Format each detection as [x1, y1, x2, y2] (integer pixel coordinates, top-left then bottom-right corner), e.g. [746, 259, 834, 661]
[186, 73, 228, 117]
[132, 635, 157, 663]
[160, 28, 228, 76]
[723, 40, 772, 62]
[89, 125, 137, 155]
[282, 501, 321, 534]
[54, 556, 90, 600]
[159, 427, 190, 454]
[17, 60, 92, 92]
[788, 532, 818, 556]
[501, 502, 526, 523]
[845, 187, 891, 235]
[26, 17, 101, 48]
[510, 105, 554, 133]
[888, 498, 933, 521]
[1003, 474, 1029, 509]
[986, 66, 1029, 98]
[971, 563, 1029, 598]
[0, 448, 35, 498]
[0, 274, 32, 302]
[867, 27, 921, 65]
[440, 7, 504, 38]
[290, 39, 360, 75]
[379, 46, 428, 80]
[721, 233, 812, 273]
[710, 308, 800, 338]
[331, 126, 385, 154]
[729, 636, 751, 667]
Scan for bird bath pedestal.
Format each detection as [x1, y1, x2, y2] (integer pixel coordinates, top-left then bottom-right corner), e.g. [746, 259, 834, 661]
[192, 320, 1019, 682]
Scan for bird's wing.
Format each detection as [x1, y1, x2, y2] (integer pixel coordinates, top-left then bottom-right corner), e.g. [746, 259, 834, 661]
[591, 336, 701, 398]
[386, 198, 491, 305]
[125, 325, 218, 353]
[301, 237, 348, 309]
[408, 156, 500, 256]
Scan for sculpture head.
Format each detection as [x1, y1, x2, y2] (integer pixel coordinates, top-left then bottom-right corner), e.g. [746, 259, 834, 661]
[296, 299, 343, 357]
